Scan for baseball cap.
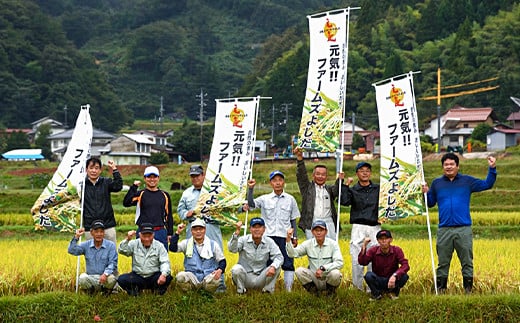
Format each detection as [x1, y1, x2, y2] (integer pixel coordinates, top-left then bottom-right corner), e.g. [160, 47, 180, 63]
[140, 223, 154, 234]
[191, 218, 206, 228]
[269, 170, 285, 180]
[249, 217, 265, 227]
[355, 161, 372, 172]
[311, 220, 327, 230]
[144, 166, 160, 177]
[376, 229, 392, 239]
[91, 220, 105, 230]
[189, 165, 204, 175]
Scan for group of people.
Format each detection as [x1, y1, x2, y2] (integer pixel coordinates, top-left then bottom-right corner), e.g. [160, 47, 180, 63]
[69, 151, 497, 299]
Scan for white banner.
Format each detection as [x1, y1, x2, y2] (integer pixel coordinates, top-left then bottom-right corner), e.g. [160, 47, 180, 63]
[374, 73, 425, 220]
[194, 98, 258, 225]
[297, 9, 350, 152]
[31, 105, 93, 231]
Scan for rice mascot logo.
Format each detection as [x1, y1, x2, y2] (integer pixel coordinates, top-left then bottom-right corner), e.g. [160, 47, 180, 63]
[229, 104, 245, 128]
[389, 84, 405, 107]
[323, 18, 338, 42]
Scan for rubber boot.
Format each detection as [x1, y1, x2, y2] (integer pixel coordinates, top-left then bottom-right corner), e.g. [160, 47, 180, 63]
[436, 277, 447, 294]
[325, 283, 337, 296]
[463, 277, 473, 294]
[302, 282, 319, 296]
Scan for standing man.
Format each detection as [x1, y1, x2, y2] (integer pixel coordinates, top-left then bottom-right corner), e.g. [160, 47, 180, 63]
[286, 220, 343, 296]
[423, 153, 497, 294]
[177, 164, 224, 249]
[68, 220, 118, 294]
[228, 218, 283, 294]
[358, 229, 409, 301]
[83, 157, 123, 245]
[123, 166, 173, 251]
[117, 223, 173, 296]
[170, 218, 226, 293]
[341, 161, 380, 292]
[246, 170, 300, 291]
[294, 148, 344, 240]
[177, 164, 226, 292]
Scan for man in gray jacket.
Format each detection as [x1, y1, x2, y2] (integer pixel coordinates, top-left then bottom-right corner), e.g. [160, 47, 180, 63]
[228, 217, 283, 294]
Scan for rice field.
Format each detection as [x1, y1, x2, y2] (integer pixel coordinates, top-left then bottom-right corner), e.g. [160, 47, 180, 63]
[1, 237, 519, 296]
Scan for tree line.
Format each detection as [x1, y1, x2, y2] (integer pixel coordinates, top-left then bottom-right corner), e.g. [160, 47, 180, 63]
[0, 0, 518, 142]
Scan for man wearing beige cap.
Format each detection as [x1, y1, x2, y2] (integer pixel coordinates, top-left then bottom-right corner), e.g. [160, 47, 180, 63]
[286, 220, 343, 296]
[123, 165, 173, 251]
[170, 218, 226, 293]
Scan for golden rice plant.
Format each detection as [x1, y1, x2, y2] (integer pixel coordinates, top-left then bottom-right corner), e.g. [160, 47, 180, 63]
[1, 237, 520, 296]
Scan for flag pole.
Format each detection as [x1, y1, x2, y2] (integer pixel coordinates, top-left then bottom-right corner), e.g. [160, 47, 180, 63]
[335, 7, 357, 241]
[76, 104, 91, 293]
[407, 72, 437, 294]
[244, 96, 266, 236]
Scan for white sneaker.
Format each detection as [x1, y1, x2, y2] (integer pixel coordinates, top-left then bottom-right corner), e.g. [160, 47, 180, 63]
[389, 293, 399, 300]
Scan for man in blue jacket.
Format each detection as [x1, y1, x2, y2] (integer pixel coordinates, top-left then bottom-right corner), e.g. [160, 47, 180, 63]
[423, 153, 496, 294]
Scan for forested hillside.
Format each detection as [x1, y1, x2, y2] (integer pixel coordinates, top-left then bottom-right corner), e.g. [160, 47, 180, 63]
[1, 0, 519, 138]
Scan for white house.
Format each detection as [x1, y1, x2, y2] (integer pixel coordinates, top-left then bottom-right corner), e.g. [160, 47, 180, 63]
[48, 128, 115, 160]
[424, 105, 497, 148]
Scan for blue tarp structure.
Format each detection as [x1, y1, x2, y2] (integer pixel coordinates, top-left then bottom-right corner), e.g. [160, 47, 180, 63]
[2, 149, 45, 160]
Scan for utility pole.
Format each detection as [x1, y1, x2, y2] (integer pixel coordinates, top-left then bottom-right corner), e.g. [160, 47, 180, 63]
[271, 104, 275, 142]
[351, 111, 355, 153]
[160, 96, 164, 133]
[280, 103, 292, 134]
[196, 88, 207, 162]
[437, 68, 441, 153]
[63, 105, 68, 128]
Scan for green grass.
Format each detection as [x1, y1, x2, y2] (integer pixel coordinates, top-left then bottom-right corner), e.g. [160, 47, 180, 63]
[1, 290, 519, 322]
[1, 154, 519, 214]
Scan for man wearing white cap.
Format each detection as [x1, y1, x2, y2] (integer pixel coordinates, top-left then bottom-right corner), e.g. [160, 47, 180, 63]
[170, 218, 226, 293]
[286, 220, 343, 296]
[123, 165, 173, 251]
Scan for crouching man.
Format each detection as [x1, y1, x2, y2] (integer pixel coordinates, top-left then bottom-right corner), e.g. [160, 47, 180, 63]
[286, 220, 343, 296]
[358, 229, 409, 300]
[117, 223, 173, 296]
[228, 217, 283, 294]
[170, 218, 226, 293]
[68, 220, 118, 295]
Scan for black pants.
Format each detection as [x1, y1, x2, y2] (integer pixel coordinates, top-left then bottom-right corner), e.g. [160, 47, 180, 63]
[118, 271, 172, 295]
[364, 271, 409, 297]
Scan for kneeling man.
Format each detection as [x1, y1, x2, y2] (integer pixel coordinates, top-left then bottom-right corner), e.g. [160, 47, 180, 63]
[286, 220, 343, 296]
[228, 217, 283, 294]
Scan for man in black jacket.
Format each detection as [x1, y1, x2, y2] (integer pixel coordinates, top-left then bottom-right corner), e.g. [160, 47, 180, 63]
[83, 157, 123, 245]
[342, 161, 380, 292]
